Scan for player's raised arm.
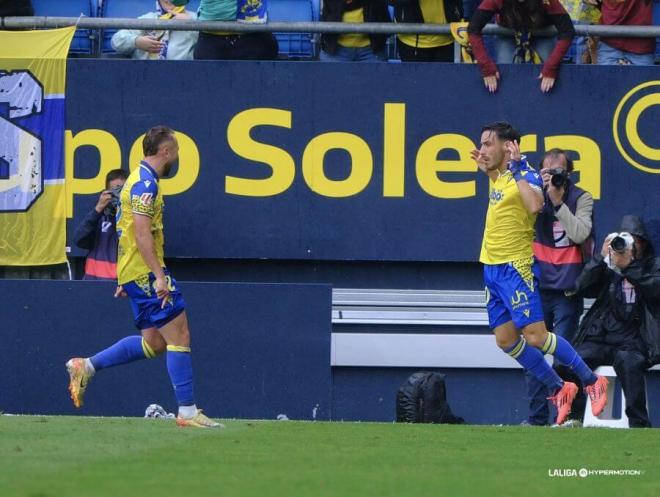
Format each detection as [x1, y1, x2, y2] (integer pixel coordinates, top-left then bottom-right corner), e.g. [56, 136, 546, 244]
[506, 141, 543, 214]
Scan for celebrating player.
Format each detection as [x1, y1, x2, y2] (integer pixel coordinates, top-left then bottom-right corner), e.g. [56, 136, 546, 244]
[472, 121, 608, 425]
[66, 125, 221, 428]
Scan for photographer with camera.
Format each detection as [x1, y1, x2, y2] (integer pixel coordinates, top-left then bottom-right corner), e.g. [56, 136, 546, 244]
[556, 215, 660, 427]
[72, 169, 128, 280]
[524, 148, 595, 425]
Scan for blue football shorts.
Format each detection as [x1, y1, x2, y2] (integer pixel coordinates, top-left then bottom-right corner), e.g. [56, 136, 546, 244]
[123, 269, 186, 331]
[483, 257, 544, 330]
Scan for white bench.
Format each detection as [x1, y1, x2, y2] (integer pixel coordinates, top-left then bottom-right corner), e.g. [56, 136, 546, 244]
[332, 288, 593, 327]
[331, 288, 593, 368]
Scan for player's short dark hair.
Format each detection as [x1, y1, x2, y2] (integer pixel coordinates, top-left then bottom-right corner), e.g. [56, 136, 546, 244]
[142, 125, 175, 156]
[105, 168, 128, 188]
[540, 148, 574, 172]
[481, 121, 521, 144]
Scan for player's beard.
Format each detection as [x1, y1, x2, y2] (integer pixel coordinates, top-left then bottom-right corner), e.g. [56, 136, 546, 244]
[489, 148, 506, 171]
[163, 160, 175, 177]
[483, 154, 502, 171]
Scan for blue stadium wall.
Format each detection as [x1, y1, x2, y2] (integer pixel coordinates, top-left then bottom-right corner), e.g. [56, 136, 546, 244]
[3, 280, 660, 425]
[2, 281, 333, 420]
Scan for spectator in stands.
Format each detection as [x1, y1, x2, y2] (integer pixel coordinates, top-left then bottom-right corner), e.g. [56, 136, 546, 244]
[598, 0, 655, 65]
[524, 149, 595, 426]
[557, 215, 660, 428]
[557, 0, 601, 64]
[72, 169, 128, 281]
[194, 0, 279, 60]
[388, 0, 464, 62]
[0, 0, 33, 16]
[111, 0, 198, 60]
[321, 0, 391, 62]
[463, 0, 481, 19]
[467, 0, 575, 93]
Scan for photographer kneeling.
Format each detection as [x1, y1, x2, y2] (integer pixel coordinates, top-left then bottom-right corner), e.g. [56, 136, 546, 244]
[557, 215, 660, 427]
[525, 149, 594, 425]
[72, 169, 128, 280]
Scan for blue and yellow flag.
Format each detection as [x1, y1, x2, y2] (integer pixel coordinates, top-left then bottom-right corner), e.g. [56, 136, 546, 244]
[0, 27, 74, 266]
[237, 0, 268, 24]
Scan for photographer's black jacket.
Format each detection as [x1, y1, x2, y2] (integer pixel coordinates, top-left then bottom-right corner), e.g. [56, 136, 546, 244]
[574, 250, 660, 365]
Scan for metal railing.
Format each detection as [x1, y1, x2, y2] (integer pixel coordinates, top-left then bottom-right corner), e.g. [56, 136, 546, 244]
[1, 17, 660, 38]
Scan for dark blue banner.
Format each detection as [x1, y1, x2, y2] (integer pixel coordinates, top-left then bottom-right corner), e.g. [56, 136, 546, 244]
[65, 60, 660, 261]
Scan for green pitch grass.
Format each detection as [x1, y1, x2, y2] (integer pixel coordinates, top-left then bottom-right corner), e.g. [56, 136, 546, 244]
[0, 416, 657, 497]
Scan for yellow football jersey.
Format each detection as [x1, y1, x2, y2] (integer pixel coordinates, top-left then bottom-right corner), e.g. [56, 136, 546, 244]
[479, 168, 543, 265]
[337, 8, 371, 48]
[116, 161, 165, 285]
[398, 0, 453, 49]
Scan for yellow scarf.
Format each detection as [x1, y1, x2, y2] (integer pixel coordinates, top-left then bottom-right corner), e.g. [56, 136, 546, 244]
[450, 22, 475, 63]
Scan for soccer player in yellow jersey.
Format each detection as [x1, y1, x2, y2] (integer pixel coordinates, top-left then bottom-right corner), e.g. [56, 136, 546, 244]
[472, 121, 608, 425]
[66, 126, 220, 428]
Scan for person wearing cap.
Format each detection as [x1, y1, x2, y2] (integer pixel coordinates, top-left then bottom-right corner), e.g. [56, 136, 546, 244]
[556, 215, 660, 427]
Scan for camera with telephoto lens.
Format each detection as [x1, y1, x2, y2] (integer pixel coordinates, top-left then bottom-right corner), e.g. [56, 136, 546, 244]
[103, 185, 123, 217]
[548, 168, 569, 188]
[609, 232, 635, 254]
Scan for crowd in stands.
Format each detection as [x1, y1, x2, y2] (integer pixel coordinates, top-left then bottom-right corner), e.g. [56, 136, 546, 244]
[1, 0, 657, 72]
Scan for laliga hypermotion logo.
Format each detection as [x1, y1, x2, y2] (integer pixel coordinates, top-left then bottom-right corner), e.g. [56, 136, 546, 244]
[612, 81, 660, 174]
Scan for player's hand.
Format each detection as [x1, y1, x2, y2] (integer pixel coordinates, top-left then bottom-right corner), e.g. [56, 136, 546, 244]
[135, 35, 165, 54]
[114, 285, 127, 298]
[505, 140, 521, 162]
[154, 276, 170, 308]
[95, 191, 113, 214]
[483, 72, 499, 93]
[539, 74, 555, 93]
[470, 149, 488, 174]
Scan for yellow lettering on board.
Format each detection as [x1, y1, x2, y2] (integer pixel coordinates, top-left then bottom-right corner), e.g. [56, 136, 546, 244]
[225, 108, 295, 197]
[302, 132, 373, 198]
[416, 133, 476, 198]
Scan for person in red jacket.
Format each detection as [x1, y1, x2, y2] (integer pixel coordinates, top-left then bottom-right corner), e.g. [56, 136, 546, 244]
[598, 0, 655, 65]
[468, 0, 575, 93]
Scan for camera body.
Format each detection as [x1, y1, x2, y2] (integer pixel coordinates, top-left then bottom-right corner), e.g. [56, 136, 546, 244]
[548, 168, 569, 188]
[609, 232, 635, 254]
[103, 185, 123, 217]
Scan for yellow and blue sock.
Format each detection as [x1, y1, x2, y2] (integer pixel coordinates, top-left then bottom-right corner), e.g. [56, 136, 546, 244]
[166, 345, 195, 407]
[540, 332, 597, 386]
[504, 337, 563, 391]
[90, 336, 156, 371]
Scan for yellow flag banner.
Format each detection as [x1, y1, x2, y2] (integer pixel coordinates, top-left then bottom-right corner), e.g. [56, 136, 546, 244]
[0, 27, 75, 265]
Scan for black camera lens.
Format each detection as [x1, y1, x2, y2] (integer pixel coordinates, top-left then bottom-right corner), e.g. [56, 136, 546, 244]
[103, 185, 123, 217]
[550, 172, 566, 188]
[610, 236, 627, 253]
